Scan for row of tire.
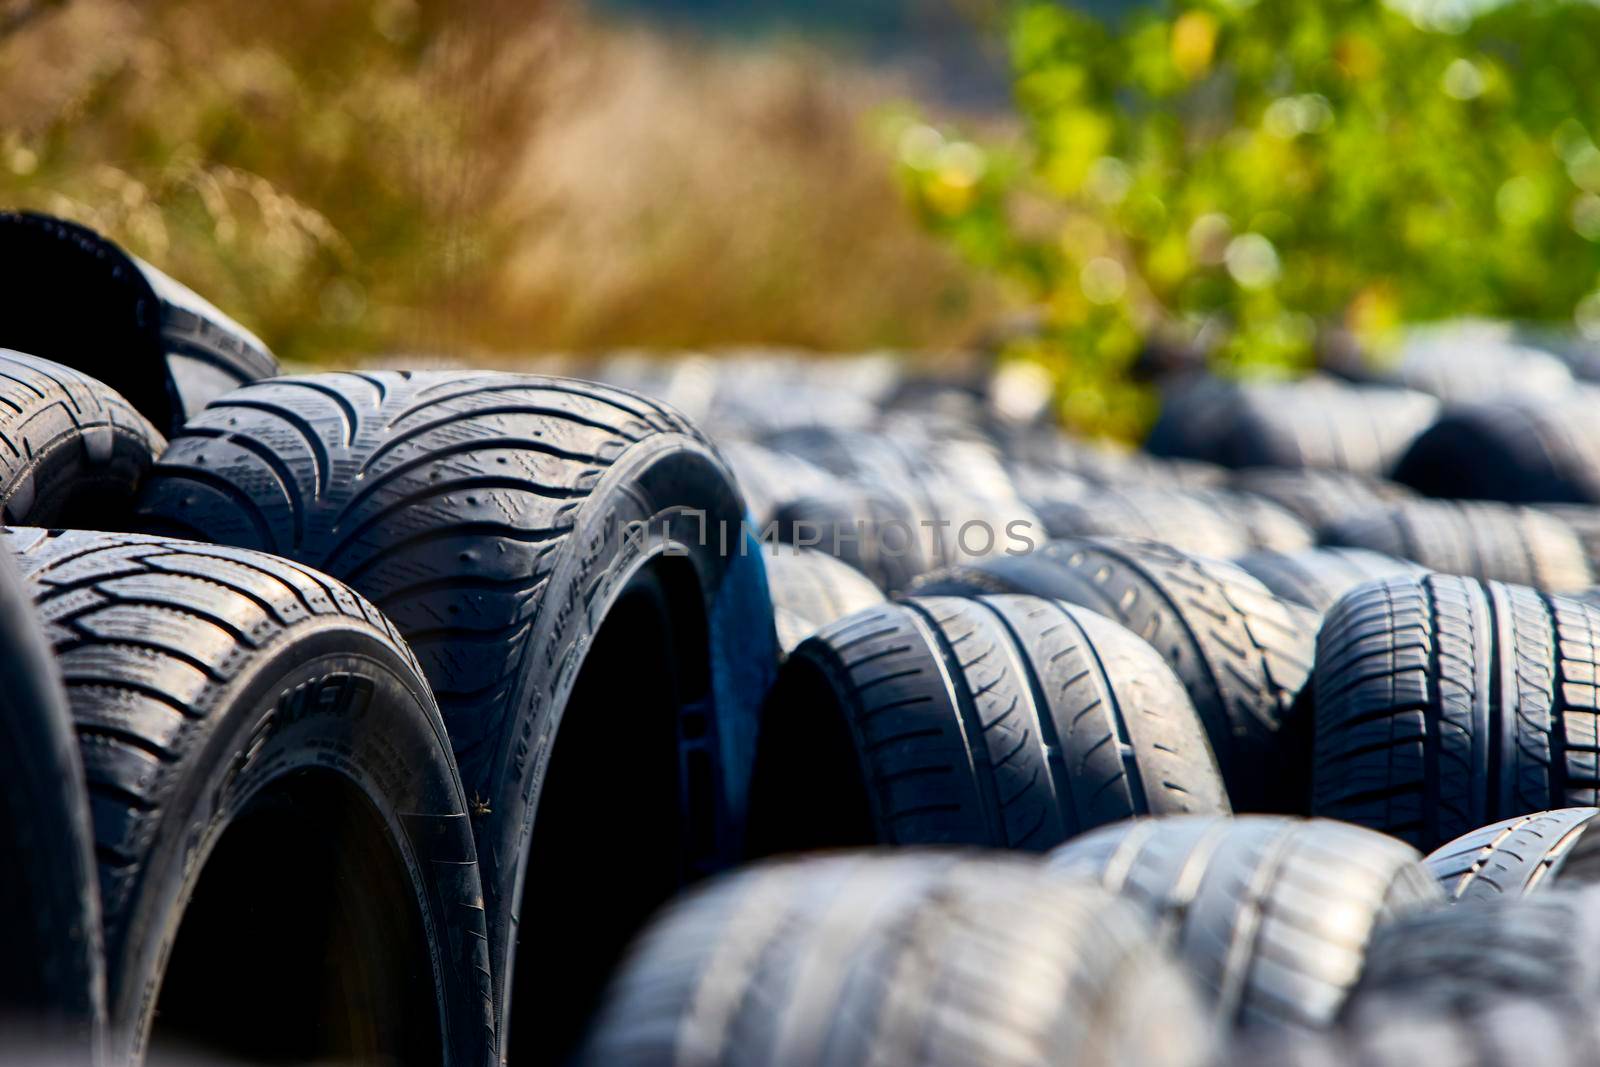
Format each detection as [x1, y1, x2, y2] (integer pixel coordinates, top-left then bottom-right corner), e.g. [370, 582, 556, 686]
[0, 208, 1590, 1067]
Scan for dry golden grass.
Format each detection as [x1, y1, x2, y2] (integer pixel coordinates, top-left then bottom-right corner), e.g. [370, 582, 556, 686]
[0, 1, 996, 363]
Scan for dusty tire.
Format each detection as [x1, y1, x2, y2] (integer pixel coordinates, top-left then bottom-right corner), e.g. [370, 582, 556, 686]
[133, 371, 778, 1062]
[9, 528, 493, 1067]
[773, 483, 932, 592]
[1228, 467, 1414, 532]
[1233, 547, 1428, 613]
[1348, 887, 1600, 1021]
[1321, 499, 1592, 592]
[0, 211, 279, 435]
[761, 546, 885, 653]
[911, 539, 1315, 811]
[1424, 808, 1600, 901]
[717, 440, 837, 525]
[1310, 574, 1600, 851]
[0, 543, 103, 1059]
[747, 595, 1227, 855]
[0, 349, 165, 528]
[1392, 396, 1600, 504]
[1029, 486, 1312, 558]
[1047, 815, 1440, 1032]
[581, 851, 1213, 1067]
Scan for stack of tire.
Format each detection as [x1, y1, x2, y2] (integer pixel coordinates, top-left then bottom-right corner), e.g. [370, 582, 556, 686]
[7, 211, 1600, 1067]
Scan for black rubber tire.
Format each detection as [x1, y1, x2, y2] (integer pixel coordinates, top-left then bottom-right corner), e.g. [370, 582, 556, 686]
[1234, 547, 1429, 613]
[1321, 500, 1592, 592]
[581, 851, 1213, 1067]
[910, 539, 1316, 811]
[1029, 486, 1312, 559]
[1046, 814, 1441, 1032]
[133, 371, 779, 1062]
[761, 546, 885, 654]
[1228, 466, 1414, 532]
[8, 528, 493, 1067]
[1225, 380, 1440, 474]
[1233, 997, 1595, 1067]
[747, 595, 1227, 856]
[773, 482, 933, 592]
[1423, 808, 1600, 901]
[1392, 396, 1600, 504]
[0, 349, 165, 528]
[1348, 887, 1600, 1022]
[1310, 573, 1600, 851]
[0, 211, 279, 435]
[1363, 325, 1575, 403]
[717, 440, 838, 525]
[1540, 502, 1600, 567]
[0, 541, 103, 1059]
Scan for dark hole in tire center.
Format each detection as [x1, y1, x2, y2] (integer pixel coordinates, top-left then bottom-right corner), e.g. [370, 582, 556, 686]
[154, 770, 442, 1065]
[509, 555, 717, 1065]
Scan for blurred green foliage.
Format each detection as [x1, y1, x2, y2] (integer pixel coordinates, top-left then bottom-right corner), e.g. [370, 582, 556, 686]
[900, 0, 1600, 437]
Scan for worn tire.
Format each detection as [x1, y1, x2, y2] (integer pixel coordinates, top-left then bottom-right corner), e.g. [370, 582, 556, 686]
[1349, 887, 1600, 1021]
[1224, 379, 1439, 474]
[0, 542, 103, 1059]
[1234, 547, 1428, 613]
[747, 595, 1227, 855]
[762, 546, 885, 654]
[0, 211, 279, 435]
[1310, 574, 1600, 851]
[0, 349, 164, 528]
[1424, 808, 1600, 901]
[911, 539, 1316, 810]
[1047, 815, 1441, 1032]
[773, 482, 933, 592]
[717, 440, 838, 526]
[133, 371, 778, 1061]
[1321, 500, 1592, 592]
[581, 851, 1213, 1067]
[1228, 467, 1414, 532]
[1029, 486, 1312, 559]
[9, 528, 493, 1066]
[1393, 396, 1600, 505]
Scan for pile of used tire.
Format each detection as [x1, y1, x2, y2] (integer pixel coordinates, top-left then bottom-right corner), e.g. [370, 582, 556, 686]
[9, 213, 1600, 1066]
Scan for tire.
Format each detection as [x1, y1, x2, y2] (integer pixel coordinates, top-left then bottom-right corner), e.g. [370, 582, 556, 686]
[1348, 887, 1600, 1021]
[1232, 997, 1595, 1067]
[1046, 815, 1441, 1032]
[1370, 323, 1575, 404]
[1424, 808, 1600, 901]
[581, 851, 1214, 1067]
[0, 349, 165, 527]
[1233, 547, 1428, 613]
[1029, 487, 1312, 559]
[1310, 573, 1600, 851]
[1321, 500, 1592, 592]
[1228, 467, 1414, 532]
[746, 595, 1227, 856]
[0, 211, 279, 435]
[1225, 379, 1439, 474]
[910, 539, 1316, 811]
[1392, 396, 1600, 504]
[774, 482, 932, 592]
[761, 546, 885, 654]
[133, 371, 779, 1062]
[8, 528, 493, 1067]
[717, 440, 838, 525]
[0, 542, 102, 1059]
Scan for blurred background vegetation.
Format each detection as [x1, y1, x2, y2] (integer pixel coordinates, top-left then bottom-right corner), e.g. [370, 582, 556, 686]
[7, 0, 1600, 436]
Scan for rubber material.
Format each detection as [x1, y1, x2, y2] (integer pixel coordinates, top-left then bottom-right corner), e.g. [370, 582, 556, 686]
[1310, 573, 1600, 851]
[134, 370, 779, 1057]
[1424, 808, 1600, 901]
[1322, 500, 1592, 592]
[9, 528, 493, 1066]
[1393, 396, 1600, 504]
[911, 538, 1315, 810]
[1029, 486, 1312, 559]
[0, 211, 279, 435]
[1229, 467, 1414, 532]
[582, 851, 1214, 1067]
[0, 541, 103, 1059]
[1234, 547, 1428, 613]
[1046, 814, 1441, 1032]
[747, 595, 1227, 855]
[0, 349, 164, 528]
[761, 546, 885, 654]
